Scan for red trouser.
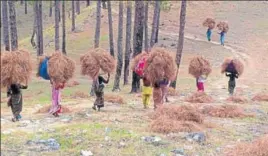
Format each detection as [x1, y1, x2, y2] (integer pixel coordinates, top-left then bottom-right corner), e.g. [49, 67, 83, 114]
[197, 82, 204, 91]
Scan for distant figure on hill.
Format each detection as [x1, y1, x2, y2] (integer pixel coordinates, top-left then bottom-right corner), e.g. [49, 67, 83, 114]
[219, 31, 225, 46]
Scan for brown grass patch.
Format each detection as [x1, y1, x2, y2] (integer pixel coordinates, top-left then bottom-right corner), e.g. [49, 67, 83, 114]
[226, 95, 248, 104]
[35, 105, 71, 114]
[167, 87, 179, 96]
[104, 94, 125, 104]
[144, 47, 177, 83]
[188, 56, 212, 78]
[185, 92, 214, 103]
[203, 18, 216, 29]
[71, 91, 89, 99]
[252, 93, 268, 102]
[150, 105, 205, 133]
[225, 135, 268, 156]
[201, 105, 253, 118]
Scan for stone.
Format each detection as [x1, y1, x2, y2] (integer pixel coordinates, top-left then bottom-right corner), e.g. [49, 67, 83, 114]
[171, 148, 184, 155]
[105, 127, 111, 134]
[26, 138, 60, 152]
[119, 141, 126, 148]
[80, 150, 93, 156]
[186, 132, 206, 144]
[160, 154, 166, 156]
[142, 136, 162, 143]
[105, 136, 110, 141]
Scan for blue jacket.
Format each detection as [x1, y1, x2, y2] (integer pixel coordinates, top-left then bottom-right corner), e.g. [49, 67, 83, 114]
[39, 57, 50, 80]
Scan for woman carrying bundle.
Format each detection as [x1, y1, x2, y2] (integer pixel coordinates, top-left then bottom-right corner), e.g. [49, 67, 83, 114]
[37, 54, 70, 117]
[221, 59, 243, 96]
[203, 18, 215, 42]
[217, 21, 229, 46]
[189, 57, 212, 92]
[92, 73, 110, 111]
[7, 83, 28, 122]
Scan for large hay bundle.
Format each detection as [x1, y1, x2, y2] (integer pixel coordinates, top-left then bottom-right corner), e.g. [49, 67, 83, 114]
[130, 52, 149, 71]
[252, 93, 268, 102]
[225, 135, 268, 156]
[80, 48, 116, 80]
[217, 21, 229, 33]
[47, 52, 75, 84]
[150, 105, 204, 134]
[203, 18, 216, 29]
[1, 50, 32, 88]
[185, 92, 214, 103]
[188, 56, 212, 78]
[201, 105, 253, 118]
[221, 58, 244, 75]
[144, 47, 176, 83]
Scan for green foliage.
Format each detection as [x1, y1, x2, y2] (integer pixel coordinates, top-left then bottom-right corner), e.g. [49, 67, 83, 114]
[160, 1, 172, 12]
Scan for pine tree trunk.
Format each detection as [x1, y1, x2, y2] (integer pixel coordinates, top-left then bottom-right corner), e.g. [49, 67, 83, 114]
[170, 0, 187, 89]
[55, 0, 60, 51]
[8, 1, 18, 51]
[31, 2, 37, 49]
[112, 1, 124, 91]
[49, 1, 53, 17]
[20, 0, 23, 5]
[155, 6, 160, 43]
[94, 0, 101, 48]
[123, 1, 132, 85]
[62, 1, 66, 54]
[76, 1, 80, 15]
[107, 1, 114, 57]
[131, 1, 144, 93]
[2, 0, 10, 51]
[71, 0, 75, 31]
[150, 1, 160, 47]
[144, 1, 149, 52]
[36, 1, 44, 56]
[86, 0, 90, 6]
[102, 0, 107, 9]
[58, 3, 61, 22]
[24, 1, 27, 14]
